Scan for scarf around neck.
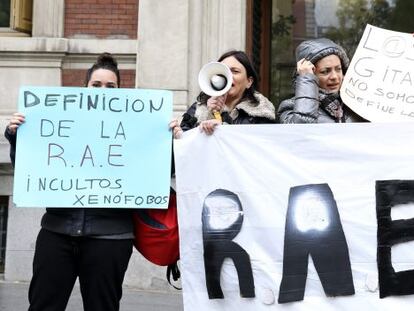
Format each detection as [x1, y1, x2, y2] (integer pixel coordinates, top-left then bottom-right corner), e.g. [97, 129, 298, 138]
[319, 91, 345, 123]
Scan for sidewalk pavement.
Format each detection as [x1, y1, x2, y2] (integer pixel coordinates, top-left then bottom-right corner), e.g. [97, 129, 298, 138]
[0, 279, 184, 311]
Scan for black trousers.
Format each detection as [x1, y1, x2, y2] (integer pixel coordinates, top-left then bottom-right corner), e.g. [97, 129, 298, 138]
[28, 228, 133, 311]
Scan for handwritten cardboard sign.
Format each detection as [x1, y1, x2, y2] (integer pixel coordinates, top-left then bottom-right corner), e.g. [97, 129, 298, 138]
[13, 86, 173, 208]
[341, 25, 414, 122]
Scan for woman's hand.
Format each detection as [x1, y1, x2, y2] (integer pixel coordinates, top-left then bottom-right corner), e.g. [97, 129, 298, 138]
[7, 112, 25, 135]
[169, 119, 183, 139]
[199, 119, 221, 135]
[297, 58, 315, 76]
[207, 94, 227, 113]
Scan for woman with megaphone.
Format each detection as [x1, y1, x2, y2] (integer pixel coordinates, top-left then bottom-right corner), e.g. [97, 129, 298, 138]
[171, 50, 275, 137]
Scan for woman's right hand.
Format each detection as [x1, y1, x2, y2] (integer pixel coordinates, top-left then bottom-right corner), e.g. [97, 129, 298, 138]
[199, 119, 221, 135]
[207, 94, 227, 113]
[297, 58, 315, 76]
[7, 112, 25, 135]
[169, 118, 183, 139]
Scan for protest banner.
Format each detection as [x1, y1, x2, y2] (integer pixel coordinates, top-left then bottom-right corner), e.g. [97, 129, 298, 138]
[174, 123, 414, 310]
[341, 24, 414, 122]
[13, 86, 173, 208]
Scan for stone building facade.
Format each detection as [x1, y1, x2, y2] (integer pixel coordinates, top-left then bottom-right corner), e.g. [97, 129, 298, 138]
[0, 0, 247, 290]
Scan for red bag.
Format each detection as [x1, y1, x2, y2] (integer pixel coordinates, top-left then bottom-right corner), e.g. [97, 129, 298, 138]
[133, 189, 179, 266]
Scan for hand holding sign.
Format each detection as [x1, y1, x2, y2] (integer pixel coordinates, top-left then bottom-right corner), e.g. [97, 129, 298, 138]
[7, 112, 25, 135]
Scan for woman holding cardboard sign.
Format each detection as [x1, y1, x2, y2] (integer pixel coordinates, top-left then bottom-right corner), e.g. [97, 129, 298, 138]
[5, 53, 133, 311]
[277, 38, 365, 123]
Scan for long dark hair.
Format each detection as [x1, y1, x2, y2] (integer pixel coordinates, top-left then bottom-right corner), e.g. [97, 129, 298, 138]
[84, 52, 121, 87]
[197, 50, 259, 105]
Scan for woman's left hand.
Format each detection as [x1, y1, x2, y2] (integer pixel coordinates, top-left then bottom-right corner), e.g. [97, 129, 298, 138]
[199, 119, 221, 135]
[169, 119, 183, 139]
[297, 58, 315, 76]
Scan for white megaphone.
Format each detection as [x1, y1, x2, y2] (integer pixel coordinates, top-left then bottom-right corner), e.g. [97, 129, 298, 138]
[198, 62, 233, 97]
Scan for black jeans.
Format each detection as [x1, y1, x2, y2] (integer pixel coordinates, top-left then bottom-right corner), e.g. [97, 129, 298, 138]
[28, 228, 133, 311]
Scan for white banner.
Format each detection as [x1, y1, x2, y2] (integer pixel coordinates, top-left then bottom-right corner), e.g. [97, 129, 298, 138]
[341, 25, 414, 122]
[174, 123, 414, 310]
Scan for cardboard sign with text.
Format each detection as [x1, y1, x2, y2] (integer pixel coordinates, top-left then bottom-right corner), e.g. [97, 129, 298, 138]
[341, 25, 414, 122]
[14, 86, 172, 208]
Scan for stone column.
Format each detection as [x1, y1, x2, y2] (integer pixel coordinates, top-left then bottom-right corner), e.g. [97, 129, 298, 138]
[188, 0, 247, 108]
[136, 0, 190, 115]
[201, 0, 247, 63]
[32, 0, 65, 38]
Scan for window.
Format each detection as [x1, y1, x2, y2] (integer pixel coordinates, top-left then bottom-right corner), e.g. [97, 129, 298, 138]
[248, 0, 414, 108]
[0, 0, 10, 27]
[0, 0, 33, 35]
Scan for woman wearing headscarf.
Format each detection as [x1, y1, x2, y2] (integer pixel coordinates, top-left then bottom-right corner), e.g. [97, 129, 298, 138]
[277, 38, 365, 123]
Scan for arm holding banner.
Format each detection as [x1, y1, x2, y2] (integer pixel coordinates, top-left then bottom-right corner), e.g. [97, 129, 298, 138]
[179, 100, 228, 134]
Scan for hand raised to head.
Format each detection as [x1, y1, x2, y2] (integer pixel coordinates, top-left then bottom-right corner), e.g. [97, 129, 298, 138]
[297, 58, 315, 76]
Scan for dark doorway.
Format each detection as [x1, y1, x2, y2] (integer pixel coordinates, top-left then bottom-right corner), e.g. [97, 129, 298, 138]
[0, 196, 8, 273]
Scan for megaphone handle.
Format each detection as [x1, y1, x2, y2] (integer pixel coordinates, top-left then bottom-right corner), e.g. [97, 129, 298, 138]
[213, 110, 222, 122]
